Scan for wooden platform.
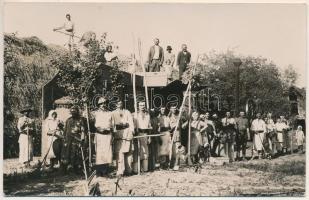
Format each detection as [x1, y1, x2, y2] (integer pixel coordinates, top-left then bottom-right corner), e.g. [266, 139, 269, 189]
[136, 72, 168, 87]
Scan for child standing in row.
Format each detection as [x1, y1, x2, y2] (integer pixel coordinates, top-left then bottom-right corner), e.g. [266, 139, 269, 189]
[295, 125, 305, 153]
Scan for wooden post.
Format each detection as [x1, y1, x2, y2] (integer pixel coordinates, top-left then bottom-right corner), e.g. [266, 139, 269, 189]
[138, 38, 149, 109]
[85, 103, 92, 168]
[187, 87, 192, 159]
[290, 130, 293, 154]
[133, 71, 139, 175]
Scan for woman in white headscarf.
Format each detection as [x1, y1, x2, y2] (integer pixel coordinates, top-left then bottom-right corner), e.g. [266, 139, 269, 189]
[44, 110, 64, 167]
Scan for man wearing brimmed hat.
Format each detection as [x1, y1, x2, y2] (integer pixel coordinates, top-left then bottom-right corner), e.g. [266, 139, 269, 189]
[112, 99, 135, 176]
[133, 101, 152, 173]
[164, 45, 175, 67]
[17, 105, 35, 167]
[162, 45, 175, 81]
[62, 105, 88, 173]
[147, 38, 164, 72]
[91, 97, 114, 176]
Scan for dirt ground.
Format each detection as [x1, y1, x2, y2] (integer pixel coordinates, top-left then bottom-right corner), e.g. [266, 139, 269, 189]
[3, 148, 305, 197]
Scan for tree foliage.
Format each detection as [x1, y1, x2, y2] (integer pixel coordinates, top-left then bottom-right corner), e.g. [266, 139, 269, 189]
[4, 33, 63, 157]
[194, 50, 292, 118]
[51, 33, 128, 106]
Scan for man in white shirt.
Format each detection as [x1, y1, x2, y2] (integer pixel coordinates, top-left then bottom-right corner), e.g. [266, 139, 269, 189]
[265, 112, 276, 157]
[91, 97, 114, 176]
[53, 14, 75, 50]
[112, 99, 135, 176]
[147, 38, 164, 72]
[251, 112, 266, 159]
[133, 101, 152, 173]
[275, 115, 289, 155]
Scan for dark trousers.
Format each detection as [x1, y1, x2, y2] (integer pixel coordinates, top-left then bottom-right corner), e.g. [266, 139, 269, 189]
[212, 137, 221, 156]
[179, 65, 187, 79]
[149, 59, 161, 72]
[236, 130, 247, 158]
[148, 139, 158, 171]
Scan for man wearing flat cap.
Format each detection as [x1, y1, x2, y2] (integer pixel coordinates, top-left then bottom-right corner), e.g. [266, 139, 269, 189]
[62, 105, 88, 173]
[112, 99, 135, 177]
[91, 97, 115, 176]
[17, 105, 35, 167]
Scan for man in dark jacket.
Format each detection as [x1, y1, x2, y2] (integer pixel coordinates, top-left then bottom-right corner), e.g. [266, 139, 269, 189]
[148, 38, 164, 72]
[62, 106, 88, 173]
[176, 44, 191, 79]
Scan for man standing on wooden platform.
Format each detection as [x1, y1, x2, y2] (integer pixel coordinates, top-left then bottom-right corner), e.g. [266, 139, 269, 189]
[112, 99, 135, 177]
[147, 38, 164, 72]
[176, 44, 191, 79]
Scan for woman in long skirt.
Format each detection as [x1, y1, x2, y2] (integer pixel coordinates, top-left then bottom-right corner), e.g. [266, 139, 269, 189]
[44, 110, 64, 167]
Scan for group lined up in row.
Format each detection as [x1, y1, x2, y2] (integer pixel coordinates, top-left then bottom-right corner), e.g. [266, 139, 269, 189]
[17, 97, 305, 178]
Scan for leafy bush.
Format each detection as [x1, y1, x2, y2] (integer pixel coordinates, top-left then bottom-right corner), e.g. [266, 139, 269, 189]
[4, 33, 62, 157]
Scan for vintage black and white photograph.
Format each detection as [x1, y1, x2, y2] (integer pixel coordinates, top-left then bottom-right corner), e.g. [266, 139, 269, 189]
[2, 1, 307, 197]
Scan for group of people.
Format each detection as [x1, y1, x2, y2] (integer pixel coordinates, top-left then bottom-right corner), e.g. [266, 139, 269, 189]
[17, 98, 305, 178]
[147, 38, 191, 80]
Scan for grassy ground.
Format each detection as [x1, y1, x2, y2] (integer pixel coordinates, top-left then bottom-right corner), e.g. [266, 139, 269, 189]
[3, 151, 305, 197]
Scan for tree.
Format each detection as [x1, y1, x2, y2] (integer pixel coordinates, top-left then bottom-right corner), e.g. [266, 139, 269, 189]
[51, 32, 127, 107]
[194, 50, 292, 118]
[282, 64, 299, 87]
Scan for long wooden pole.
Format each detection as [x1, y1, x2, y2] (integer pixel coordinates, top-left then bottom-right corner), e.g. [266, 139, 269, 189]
[85, 103, 92, 168]
[187, 87, 192, 158]
[138, 38, 149, 109]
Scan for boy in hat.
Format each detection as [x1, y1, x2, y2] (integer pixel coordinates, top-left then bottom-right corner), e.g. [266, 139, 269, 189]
[18, 106, 35, 167]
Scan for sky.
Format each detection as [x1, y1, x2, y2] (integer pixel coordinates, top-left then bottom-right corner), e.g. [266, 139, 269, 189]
[3, 3, 307, 87]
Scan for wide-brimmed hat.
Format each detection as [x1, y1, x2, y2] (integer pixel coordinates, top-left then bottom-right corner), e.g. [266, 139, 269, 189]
[20, 106, 33, 114]
[98, 97, 107, 105]
[166, 45, 172, 50]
